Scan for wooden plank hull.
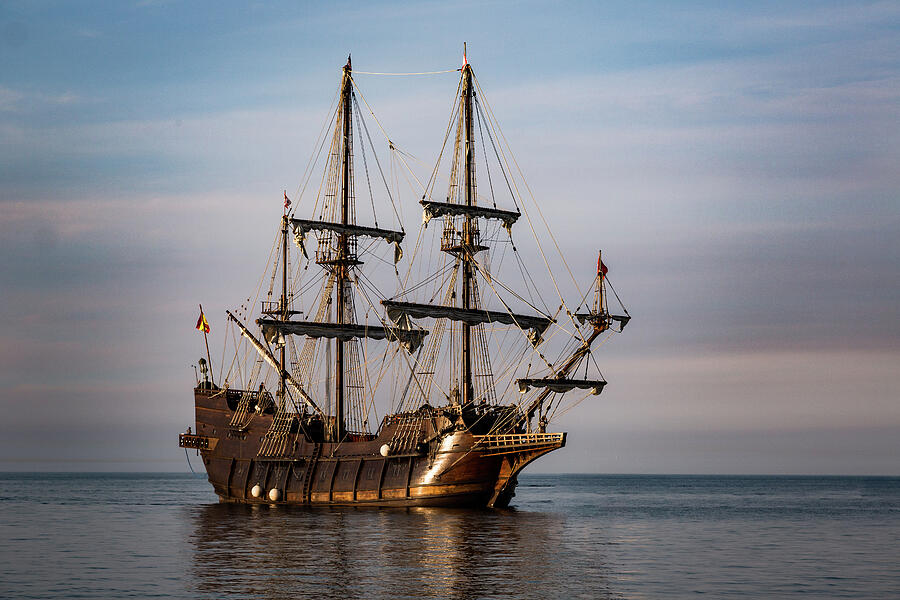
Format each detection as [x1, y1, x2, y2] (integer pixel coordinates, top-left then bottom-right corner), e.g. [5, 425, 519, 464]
[182, 387, 564, 508]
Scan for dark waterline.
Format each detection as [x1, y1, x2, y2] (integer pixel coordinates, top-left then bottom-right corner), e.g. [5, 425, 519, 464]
[1, 473, 898, 599]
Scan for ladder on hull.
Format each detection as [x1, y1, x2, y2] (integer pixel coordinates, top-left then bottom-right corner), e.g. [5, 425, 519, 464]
[301, 443, 322, 503]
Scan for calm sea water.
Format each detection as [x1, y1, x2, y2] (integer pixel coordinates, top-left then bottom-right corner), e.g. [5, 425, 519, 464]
[1, 473, 898, 599]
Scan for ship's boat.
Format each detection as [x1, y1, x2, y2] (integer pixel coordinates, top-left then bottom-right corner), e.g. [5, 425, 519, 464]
[179, 51, 630, 508]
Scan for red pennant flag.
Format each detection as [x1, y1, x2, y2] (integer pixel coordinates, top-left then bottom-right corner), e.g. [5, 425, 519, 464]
[283, 191, 291, 210]
[196, 310, 210, 333]
[597, 254, 608, 277]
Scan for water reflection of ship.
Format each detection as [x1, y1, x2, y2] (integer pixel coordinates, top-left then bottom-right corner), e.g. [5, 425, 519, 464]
[186, 503, 618, 598]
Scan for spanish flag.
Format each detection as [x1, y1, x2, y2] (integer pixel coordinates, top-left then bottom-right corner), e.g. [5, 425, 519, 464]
[196, 310, 210, 333]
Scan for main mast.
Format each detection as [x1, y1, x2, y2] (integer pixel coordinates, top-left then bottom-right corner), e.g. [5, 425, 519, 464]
[336, 55, 352, 442]
[255, 57, 418, 432]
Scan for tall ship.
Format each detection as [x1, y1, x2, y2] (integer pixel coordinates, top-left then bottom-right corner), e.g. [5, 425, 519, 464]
[180, 52, 630, 508]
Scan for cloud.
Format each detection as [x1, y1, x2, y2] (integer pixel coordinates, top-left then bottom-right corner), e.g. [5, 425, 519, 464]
[596, 350, 900, 431]
[0, 86, 24, 111]
[738, 1, 900, 33]
[1, 0, 898, 474]
[0, 85, 86, 113]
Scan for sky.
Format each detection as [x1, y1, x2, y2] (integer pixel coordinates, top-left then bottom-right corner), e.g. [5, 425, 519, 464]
[1, 0, 898, 473]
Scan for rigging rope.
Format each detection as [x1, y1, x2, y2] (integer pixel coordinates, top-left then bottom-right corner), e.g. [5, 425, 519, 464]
[219, 62, 623, 437]
[291, 88, 340, 216]
[348, 76, 412, 229]
[471, 74, 589, 348]
[351, 69, 460, 76]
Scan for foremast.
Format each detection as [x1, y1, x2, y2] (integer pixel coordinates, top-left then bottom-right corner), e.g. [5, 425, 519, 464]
[460, 56, 476, 407]
[386, 50, 584, 422]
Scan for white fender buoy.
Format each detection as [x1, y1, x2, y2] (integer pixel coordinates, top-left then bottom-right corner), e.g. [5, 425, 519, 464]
[379, 443, 391, 457]
[251, 484, 262, 498]
[268, 488, 281, 502]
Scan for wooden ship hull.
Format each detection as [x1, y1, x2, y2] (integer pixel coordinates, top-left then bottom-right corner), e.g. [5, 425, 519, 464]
[181, 387, 566, 508]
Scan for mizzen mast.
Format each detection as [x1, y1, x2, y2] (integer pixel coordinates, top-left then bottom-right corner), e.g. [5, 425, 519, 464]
[279, 213, 288, 404]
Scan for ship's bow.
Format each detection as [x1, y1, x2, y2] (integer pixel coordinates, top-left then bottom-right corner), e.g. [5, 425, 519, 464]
[474, 432, 566, 508]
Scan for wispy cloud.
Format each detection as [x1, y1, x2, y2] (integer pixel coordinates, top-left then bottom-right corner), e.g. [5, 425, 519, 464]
[739, 1, 900, 32]
[0, 85, 86, 112]
[0, 86, 24, 111]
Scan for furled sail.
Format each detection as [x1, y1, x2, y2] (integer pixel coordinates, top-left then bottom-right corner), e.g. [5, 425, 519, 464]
[575, 311, 631, 330]
[290, 219, 404, 244]
[291, 219, 404, 262]
[420, 200, 520, 230]
[517, 378, 607, 395]
[257, 318, 428, 354]
[381, 300, 551, 345]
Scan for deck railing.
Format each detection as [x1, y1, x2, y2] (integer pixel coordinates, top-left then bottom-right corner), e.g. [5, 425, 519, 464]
[473, 432, 565, 454]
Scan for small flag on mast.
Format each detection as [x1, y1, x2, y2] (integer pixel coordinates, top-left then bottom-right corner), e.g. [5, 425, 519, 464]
[284, 191, 291, 210]
[196, 310, 210, 333]
[597, 253, 608, 278]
